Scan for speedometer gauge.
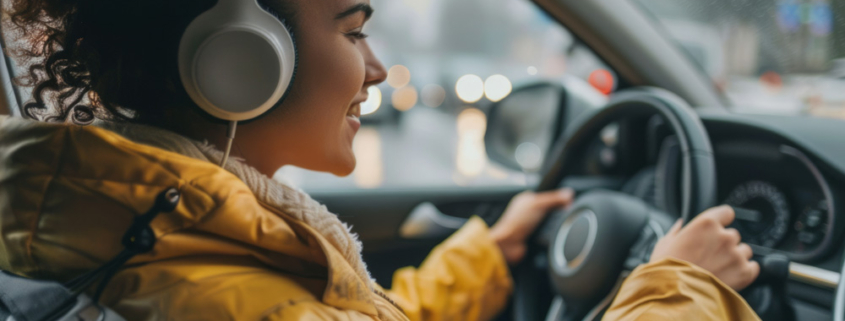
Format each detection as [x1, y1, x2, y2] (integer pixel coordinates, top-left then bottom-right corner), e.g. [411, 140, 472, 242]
[724, 181, 791, 248]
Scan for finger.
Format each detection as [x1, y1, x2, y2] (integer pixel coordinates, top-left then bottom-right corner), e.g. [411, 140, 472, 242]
[533, 188, 575, 210]
[724, 228, 742, 245]
[667, 219, 683, 236]
[746, 260, 761, 283]
[700, 205, 736, 227]
[734, 260, 761, 291]
[737, 243, 753, 260]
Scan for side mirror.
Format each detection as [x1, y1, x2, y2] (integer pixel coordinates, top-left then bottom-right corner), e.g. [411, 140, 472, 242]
[485, 79, 605, 172]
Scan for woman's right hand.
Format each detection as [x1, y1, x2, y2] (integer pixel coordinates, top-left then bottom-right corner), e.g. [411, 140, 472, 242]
[649, 205, 761, 291]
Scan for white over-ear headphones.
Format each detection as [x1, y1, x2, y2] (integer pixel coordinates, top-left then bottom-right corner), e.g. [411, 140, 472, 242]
[178, 0, 296, 122]
[178, 0, 297, 167]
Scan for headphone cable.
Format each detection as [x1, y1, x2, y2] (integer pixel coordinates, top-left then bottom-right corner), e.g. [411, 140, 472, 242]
[220, 121, 238, 167]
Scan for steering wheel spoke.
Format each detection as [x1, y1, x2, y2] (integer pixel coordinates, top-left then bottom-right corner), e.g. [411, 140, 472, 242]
[624, 211, 675, 270]
[544, 296, 565, 321]
[545, 271, 633, 321]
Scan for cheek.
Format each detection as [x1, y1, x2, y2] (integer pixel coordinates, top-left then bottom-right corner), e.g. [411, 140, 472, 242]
[296, 38, 365, 119]
[268, 34, 365, 168]
[302, 39, 364, 104]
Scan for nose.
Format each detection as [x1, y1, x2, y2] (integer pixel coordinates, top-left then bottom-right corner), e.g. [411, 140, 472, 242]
[361, 40, 387, 87]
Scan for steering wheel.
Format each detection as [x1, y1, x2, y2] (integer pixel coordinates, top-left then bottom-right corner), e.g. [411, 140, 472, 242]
[512, 87, 718, 321]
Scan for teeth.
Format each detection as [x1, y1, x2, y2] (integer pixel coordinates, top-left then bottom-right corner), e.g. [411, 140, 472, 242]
[348, 104, 361, 117]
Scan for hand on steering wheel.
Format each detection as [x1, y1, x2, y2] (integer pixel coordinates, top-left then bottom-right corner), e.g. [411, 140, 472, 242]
[651, 205, 761, 291]
[491, 188, 575, 264]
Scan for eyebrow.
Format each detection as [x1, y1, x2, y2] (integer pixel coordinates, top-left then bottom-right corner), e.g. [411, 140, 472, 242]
[335, 3, 374, 20]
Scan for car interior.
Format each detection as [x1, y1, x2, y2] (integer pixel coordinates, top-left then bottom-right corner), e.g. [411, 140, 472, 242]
[1, 0, 844, 320]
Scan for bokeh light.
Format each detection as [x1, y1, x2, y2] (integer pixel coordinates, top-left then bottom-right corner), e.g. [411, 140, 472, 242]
[392, 85, 419, 111]
[588, 69, 616, 95]
[760, 71, 784, 91]
[456, 108, 487, 137]
[386, 65, 412, 89]
[360, 86, 382, 115]
[456, 108, 488, 177]
[600, 123, 619, 147]
[484, 74, 512, 102]
[527, 66, 538, 75]
[421, 84, 446, 108]
[455, 74, 484, 103]
[352, 127, 383, 188]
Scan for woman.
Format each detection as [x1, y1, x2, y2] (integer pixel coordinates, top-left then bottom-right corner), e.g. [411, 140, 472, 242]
[0, 0, 760, 320]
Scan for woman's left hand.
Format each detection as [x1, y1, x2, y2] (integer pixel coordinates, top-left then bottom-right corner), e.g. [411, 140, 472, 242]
[489, 188, 575, 265]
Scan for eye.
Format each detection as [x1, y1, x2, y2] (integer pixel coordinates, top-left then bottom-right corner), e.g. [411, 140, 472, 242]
[345, 31, 369, 41]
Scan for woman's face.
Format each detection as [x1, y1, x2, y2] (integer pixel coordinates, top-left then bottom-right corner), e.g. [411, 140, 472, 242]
[228, 0, 387, 177]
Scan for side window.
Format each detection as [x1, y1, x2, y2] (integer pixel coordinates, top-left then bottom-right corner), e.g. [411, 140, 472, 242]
[0, 16, 21, 117]
[277, 0, 614, 190]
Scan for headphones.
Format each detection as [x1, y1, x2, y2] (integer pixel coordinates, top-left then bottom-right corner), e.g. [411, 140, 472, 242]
[178, 0, 297, 122]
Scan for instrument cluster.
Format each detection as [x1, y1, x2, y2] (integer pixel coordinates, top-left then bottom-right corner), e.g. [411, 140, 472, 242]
[715, 143, 835, 261]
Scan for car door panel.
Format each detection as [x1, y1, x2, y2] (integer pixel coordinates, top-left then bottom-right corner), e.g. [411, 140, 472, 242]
[310, 186, 523, 285]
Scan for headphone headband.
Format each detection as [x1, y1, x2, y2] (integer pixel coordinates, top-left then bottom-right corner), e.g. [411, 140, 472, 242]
[178, 0, 296, 122]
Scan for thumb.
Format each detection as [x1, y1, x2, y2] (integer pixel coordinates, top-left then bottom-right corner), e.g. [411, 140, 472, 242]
[533, 188, 575, 210]
[667, 219, 683, 236]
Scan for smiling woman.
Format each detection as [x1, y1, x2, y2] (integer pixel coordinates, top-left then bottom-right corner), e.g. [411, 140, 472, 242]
[0, 0, 763, 320]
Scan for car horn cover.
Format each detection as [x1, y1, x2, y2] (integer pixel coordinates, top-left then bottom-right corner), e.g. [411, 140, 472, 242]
[547, 191, 650, 305]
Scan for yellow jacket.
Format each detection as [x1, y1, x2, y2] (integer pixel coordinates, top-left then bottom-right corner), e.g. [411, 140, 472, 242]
[0, 116, 758, 320]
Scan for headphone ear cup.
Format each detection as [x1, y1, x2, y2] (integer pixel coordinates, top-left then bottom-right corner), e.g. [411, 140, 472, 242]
[178, 0, 297, 122]
[194, 29, 282, 115]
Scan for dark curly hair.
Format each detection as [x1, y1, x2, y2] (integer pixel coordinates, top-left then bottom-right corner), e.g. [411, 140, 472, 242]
[3, 0, 295, 125]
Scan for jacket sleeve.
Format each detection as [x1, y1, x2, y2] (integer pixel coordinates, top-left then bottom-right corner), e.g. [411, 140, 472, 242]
[383, 216, 514, 321]
[603, 258, 761, 321]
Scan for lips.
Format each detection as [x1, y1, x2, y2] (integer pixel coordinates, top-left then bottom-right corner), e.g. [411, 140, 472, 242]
[346, 103, 362, 132]
[345, 94, 367, 133]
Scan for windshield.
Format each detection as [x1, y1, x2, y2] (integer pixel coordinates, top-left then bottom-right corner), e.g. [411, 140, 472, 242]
[633, 0, 845, 118]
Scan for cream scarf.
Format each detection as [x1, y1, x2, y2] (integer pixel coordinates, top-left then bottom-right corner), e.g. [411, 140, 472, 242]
[96, 121, 374, 286]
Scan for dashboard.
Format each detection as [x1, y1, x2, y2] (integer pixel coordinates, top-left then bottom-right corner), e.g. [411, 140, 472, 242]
[701, 113, 845, 320]
[572, 110, 845, 319]
[596, 114, 843, 265]
[714, 141, 834, 262]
